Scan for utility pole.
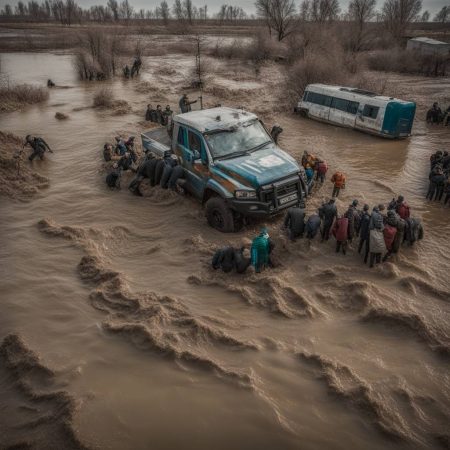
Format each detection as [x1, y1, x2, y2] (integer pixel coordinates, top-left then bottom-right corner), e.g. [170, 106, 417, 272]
[195, 35, 203, 110]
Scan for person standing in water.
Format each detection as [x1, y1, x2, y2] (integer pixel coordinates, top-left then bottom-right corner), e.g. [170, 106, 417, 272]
[25, 135, 53, 161]
[330, 171, 346, 198]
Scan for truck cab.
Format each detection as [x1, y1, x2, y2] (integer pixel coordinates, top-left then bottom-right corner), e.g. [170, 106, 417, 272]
[142, 107, 308, 232]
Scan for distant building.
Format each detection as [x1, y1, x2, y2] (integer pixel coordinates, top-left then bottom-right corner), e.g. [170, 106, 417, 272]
[407, 37, 450, 56]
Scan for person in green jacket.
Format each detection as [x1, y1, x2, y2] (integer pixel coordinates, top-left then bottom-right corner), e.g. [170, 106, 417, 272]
[251, 228, 271, 273]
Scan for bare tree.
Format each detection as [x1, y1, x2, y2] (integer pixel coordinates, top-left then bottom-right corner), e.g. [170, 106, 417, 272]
[347, 0, 376, 51]
[309, 0, 340, 22]
[433, 6, 449, 22]
[172, 0, 184, 20]
[300, 0, 310, 20]
[255, 0, 297, 41]
[420, 10, 429, 21]
[159, 0, 170, 24]
[183, 0, 193, 23]
[381, 0, 422, 39]
[119, 0, 133, 21]
[107, 0, 118, 20]
[1, 4, 13, 14]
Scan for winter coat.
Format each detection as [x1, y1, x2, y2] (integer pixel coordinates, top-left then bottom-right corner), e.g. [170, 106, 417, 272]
[234, 248, 251, 274]
[369, 210, 384, 231]
[397, 202, 410, 220]
[383, 225, 397, 251]
[306, 214, 321, 238]
[331, 172, 346, 188]
[333, 217, 349, 242]
[284, 207, 306, 236]
[392, 218, 406, 253]
[319, 202, 337, 226]
[359, 212, 371, 240]
[370, 229, 387, 254]
[251, 235, 270, 269]
[344, 206, 357, 239]
[317, 161, 328, 175]
[212, 247, 235, 273]
[405, 218, 424, 245]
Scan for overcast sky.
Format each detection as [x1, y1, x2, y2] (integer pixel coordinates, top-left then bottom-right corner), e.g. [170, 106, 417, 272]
[0, 0, 447, 17]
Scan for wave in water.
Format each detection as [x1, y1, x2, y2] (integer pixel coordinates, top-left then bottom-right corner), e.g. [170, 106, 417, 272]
[0, 334, 88, 450]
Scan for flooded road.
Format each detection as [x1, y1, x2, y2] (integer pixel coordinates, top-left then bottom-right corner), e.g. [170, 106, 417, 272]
[1, 51, 449, 450]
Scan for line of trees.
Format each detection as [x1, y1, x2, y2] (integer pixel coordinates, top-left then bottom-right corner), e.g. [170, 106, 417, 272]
[255, 0, 449, 42]
[0, 0, 249, 23]
[1, 0, 448, 28]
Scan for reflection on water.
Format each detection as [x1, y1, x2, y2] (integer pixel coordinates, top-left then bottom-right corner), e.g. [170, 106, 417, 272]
[0, 52, 449, 450]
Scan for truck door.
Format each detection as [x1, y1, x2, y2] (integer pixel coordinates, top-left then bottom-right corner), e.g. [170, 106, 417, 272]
[175, 126, 208, 199]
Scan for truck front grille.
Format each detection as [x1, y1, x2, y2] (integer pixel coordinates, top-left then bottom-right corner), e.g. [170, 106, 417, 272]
[260, 177, 301, 208]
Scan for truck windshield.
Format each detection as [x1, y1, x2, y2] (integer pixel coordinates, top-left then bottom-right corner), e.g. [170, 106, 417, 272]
[204, 120, 271, 159]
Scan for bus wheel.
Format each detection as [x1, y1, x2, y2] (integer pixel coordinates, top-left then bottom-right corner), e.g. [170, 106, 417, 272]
[206, 197, 234, 233]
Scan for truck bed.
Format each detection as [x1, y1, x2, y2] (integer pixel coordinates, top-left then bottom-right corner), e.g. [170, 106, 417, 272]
[141, 127, 171, 158]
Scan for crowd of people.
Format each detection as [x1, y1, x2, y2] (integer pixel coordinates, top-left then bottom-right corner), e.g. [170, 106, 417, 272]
[428, 150, 450, 205]
[212, 194, 424, 275]
[426, 102, 450, 126]
[145, 104, 173, 125]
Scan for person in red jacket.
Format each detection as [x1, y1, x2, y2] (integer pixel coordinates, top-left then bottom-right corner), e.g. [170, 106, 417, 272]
[315, 159, 328, 183]
[332, 215, 349, 255]
[388, 195, 410, 220]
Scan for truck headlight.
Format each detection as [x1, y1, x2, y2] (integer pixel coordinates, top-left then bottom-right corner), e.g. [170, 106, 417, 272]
[235, 190, 257, 199]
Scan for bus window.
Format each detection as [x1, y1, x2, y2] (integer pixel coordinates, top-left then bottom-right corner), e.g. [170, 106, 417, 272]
[331, 97, 349, 112]
[347, 101, 359, 115]
[363, 105, 379, 119]
[309, 93, 332, 106]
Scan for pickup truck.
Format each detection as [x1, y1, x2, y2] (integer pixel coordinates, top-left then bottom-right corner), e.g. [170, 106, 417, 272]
[141, 107, 308, 232]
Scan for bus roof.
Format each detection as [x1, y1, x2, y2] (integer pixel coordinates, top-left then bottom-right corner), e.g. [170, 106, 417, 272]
[305, 84, 413, 105]
[175, 107, 258, 133]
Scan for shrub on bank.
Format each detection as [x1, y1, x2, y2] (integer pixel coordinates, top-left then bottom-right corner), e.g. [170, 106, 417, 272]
[367, 49, 449, 77]
[0, 83, 49, 112]
[93, 88, 113, 108]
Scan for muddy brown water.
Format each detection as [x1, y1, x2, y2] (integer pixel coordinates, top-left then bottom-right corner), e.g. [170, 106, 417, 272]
[0, 52, 449, 450]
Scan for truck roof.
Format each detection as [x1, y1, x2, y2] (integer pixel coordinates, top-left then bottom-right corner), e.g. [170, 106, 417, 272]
[175, 107, 258, 133]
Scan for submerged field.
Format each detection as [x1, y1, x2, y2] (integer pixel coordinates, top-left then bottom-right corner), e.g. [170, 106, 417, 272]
[0, 25, 450, 450]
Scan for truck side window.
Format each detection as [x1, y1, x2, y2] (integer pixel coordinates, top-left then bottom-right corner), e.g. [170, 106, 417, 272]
[177, 127, 186, 146]
[188, 131, 201, 152]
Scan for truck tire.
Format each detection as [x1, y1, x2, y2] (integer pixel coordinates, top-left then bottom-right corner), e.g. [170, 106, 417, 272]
[205, 197, 235, 233]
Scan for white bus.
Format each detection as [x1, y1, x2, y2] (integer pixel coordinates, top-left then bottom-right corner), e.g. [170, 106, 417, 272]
[294, 84, 416, 139]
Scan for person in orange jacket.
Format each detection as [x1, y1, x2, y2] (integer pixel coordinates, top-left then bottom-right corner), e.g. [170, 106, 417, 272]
[331, 171, 346, 198]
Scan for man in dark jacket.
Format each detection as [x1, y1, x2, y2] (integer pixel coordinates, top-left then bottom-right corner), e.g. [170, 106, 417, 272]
[284, 203, 306, 241]
[234, 246, 251, 274]
[358, 204, 371, 264]
[270, 124, 283, 144]
[427, 169, 446, 200]
[404, 218, 424, 246]
[319, 199, 337, 242]
[369, 205, 384, 231]
[179, 94, 197, 113]
[344, 200, 359, 243]
[306, 213, 321, 239]
[25, 135, 53, 161]
[212, 246, 235, 273]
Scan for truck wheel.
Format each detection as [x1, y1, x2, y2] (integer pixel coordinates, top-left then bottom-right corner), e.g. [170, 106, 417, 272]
[205, 197, 234, 233]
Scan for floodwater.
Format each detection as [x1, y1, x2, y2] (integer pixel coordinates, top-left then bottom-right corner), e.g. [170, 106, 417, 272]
[1, 51, 449, 450]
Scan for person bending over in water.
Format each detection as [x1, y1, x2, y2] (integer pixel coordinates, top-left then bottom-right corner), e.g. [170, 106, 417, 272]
[283, 202, 306, 241]
[305, 212, 321, 240]
[251, 228, 273, 273]
[25, 135, 53, 161]
[106, 163, 122, 189]
[212, 241, 251, 274]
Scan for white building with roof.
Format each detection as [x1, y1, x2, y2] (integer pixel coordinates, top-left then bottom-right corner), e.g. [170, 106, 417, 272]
[407, 37, 450, 56]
